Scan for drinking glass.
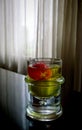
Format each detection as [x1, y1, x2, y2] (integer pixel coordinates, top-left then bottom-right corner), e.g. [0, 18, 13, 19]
[25, 58, 64, 121]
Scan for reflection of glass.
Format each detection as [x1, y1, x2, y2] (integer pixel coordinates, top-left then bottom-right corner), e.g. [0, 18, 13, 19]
[25, 58, 65, 121]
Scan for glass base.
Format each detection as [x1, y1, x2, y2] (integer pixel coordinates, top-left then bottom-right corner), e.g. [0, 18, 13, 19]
[26, 95, 63, 121]
[26, 107, 62, 121]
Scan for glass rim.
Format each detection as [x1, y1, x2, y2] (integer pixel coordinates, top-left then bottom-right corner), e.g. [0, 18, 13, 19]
[27, 58, 62, 62]
[27, 57, 62, 64]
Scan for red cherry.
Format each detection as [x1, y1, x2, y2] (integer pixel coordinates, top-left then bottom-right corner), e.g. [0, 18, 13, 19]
[28, 66, 41, 80]
[33, 62, 48, 70]
[28, 62, 52, 80]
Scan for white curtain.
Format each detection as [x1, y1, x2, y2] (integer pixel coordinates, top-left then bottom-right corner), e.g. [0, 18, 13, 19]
[0, 0, 81, 94]
[0, 0, 68, 73]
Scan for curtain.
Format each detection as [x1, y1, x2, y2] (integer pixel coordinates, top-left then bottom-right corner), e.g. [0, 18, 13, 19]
[74, 0, 82, 93]
[0, 0, 81, 94]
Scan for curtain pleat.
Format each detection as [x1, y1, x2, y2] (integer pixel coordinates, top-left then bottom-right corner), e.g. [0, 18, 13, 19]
[74, 0, 82, 92]
[0, 0, 5, 66]
[61, 0, 78, 104]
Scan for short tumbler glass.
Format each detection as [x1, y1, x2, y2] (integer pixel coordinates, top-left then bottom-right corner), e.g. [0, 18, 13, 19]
[25, 58, 64, 121]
